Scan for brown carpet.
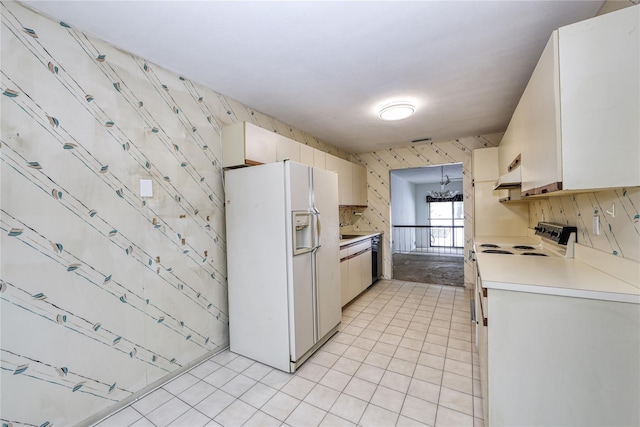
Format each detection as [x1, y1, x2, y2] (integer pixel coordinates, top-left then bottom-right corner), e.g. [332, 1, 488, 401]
[392, 253, 464, 286]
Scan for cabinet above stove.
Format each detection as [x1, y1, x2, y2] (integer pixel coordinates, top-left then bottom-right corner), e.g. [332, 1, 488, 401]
[500, 6, 640, 197]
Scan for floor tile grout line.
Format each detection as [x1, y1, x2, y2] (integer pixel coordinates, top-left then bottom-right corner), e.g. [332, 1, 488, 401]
[353, 281, 430, 427]
[105, 280, 484, 427]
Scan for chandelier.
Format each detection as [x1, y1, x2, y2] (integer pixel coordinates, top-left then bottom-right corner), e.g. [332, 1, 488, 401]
[426, 166, 460, 200]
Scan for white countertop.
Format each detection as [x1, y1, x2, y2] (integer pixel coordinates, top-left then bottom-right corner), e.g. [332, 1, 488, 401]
[339, 232, 382, 246]
[476, 251, 640, 304]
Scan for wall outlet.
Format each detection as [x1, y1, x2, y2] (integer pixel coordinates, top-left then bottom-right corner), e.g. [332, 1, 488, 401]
[593, 215, 601, 235]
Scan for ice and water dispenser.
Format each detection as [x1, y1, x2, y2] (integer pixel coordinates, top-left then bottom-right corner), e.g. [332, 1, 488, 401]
[292, 211, 315, 255]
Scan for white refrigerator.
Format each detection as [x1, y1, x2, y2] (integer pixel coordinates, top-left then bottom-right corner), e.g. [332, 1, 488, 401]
[224, 161, 341, 372]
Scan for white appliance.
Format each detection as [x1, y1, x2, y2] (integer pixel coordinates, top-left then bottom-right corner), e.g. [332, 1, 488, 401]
[472, 223, 639, 427]
[224, 160, 341, 372]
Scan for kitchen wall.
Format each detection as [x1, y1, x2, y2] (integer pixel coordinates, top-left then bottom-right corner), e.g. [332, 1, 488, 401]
[391, 173, 417, 226]
[349, 134, 503, 286]
[351, 136, 640, 283]
[528, 189, 640, 262]
[390, 172, 418, 252]
[0, 2, 348, 426]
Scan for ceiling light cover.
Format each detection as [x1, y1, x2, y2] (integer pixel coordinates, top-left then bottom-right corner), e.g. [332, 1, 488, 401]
[378, 102, 415, 121]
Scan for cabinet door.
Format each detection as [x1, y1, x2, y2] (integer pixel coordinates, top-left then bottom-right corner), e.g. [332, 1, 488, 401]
[351, 163, 368, 206]
[244, 123, 277, 165]
[221, 122, 246, 168]
[472, 147, 499, 182]
[347, 257, 360, 302]
[313, 149, 326, 169]
[299, 144, 314, 166]
[337, 159, 353, 205]
[360, 249, 372, 291]
[519, 32, 562, 195]
[559, 6, 640, 190]
[340, 259, 350, 307]
[326, 155, 349, 205]
[276, 135, 300, 162]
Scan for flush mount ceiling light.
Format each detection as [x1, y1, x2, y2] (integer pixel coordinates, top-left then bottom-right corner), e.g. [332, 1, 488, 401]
[378, 102, 415, 121]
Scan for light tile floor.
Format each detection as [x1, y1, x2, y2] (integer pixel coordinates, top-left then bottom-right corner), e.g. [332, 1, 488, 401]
[96, 280, 483, 427]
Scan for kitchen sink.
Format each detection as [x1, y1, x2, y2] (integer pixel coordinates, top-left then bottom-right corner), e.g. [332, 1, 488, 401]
[340, 234, 365, 239]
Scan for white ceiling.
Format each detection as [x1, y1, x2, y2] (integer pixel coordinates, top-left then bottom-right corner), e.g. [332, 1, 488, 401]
[22, 1, 605, 153]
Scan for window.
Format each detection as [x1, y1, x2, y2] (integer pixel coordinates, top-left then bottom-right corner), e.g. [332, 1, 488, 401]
[428, 201, 464, 248]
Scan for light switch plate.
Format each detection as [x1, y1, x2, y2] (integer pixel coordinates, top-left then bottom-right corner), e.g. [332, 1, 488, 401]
[140, 179, 153, 198]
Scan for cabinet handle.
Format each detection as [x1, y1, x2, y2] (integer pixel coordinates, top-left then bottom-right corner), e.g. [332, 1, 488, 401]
[478, 290, 488, 326]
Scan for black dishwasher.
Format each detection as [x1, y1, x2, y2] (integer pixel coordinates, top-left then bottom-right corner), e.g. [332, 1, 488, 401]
[371, 234, 382, 283]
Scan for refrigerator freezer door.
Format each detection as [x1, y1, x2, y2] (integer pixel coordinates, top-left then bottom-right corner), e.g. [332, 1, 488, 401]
[312, 168, 342, 340]
[225, 162, 292, 372]
[287, 161, 316, 362]
[291, 251, 315, 360]
[288, 161, 313, 211]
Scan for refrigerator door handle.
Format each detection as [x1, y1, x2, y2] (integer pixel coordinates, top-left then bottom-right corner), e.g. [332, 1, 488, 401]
[315, 212, 322, 248]
[311, 246, 319, 343]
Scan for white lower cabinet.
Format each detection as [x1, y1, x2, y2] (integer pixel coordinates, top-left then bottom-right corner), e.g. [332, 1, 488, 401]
[359, 250, 372, 291]
[347, 258, 362, 302]
[340, 238, 373, 306]
[477, 280, 640, 426]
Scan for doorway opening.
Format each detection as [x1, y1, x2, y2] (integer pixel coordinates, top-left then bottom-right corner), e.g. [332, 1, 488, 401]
[390, 164, 464, 286]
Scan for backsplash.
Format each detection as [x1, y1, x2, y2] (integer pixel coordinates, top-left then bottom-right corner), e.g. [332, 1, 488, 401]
[529, 188, 640, 262]
[338, 206, 366, 229]
[350, 134, 503, 286]
[0, 2, 346, 425]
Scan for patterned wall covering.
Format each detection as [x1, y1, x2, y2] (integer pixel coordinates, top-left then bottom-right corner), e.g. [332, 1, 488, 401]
[0, 2, 347, 425]
[349, 134, 503, 287]
[3, 2, 638, 426]
[350, 141, 640, 285]
[529, 189, 640, 262]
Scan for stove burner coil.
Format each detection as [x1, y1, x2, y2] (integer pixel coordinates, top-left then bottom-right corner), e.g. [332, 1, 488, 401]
[521, 252, 548, 256]
[482, 249, 513, 254]
[513, 245, 536, 250]
[480, 244, 500, 248]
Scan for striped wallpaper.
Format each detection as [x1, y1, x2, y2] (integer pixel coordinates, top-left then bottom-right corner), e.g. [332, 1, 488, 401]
[0, 2, 346, 425]
[2, 2, 639, 426]
[349, 134, 504, 287]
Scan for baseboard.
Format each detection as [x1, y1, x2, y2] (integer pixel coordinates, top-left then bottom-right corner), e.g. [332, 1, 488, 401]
[79, 343, 229, 427]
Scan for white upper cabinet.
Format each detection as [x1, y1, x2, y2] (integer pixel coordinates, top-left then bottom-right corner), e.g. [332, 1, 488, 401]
[558, 5, 639, 191]
[222, 122, 368, 206]
[221, 121, 277, 168]
[276, 134, 300, 163]
[326, 155, 353, 206]
[299, 144, 314, 166]
[518, 32, 563, 195]
[473, 147, 500, 182]
[515, 6, 639, 196]
[351, 163, 368, 206]
[313, 149, 326, 169]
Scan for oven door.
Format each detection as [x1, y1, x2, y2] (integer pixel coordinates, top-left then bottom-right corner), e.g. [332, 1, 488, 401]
[475, 265, 489, 427]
